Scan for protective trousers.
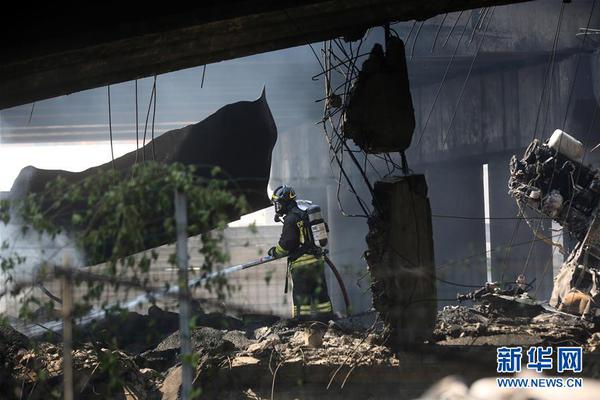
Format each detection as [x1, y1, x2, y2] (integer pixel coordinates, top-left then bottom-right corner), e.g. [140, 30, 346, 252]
[290, 258, 333, 321]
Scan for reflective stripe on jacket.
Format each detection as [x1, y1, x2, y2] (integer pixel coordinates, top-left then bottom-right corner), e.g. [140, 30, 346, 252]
[272, 206, 318, 266]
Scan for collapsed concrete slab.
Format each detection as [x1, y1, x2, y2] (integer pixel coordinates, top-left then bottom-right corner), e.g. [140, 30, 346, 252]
[7, 91, 277, 264]
[343, 37, 415, 154]
[365, 175, 437, 348]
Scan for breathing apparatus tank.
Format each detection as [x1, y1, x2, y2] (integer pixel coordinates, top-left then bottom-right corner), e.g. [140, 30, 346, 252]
[297, 200, 329, 247]
[306, 205, 328, 247]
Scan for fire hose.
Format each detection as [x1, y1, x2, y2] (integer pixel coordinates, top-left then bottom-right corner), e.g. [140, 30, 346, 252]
[192, 250, 351, 315]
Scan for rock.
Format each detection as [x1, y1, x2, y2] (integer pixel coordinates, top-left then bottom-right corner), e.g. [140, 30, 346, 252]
[197, 312, 243, 331]
[155, 327, 233, 355]
[253, 327, 271, 340]
[0, 323, 30, 397]
[231, 356, 261, 367]
[140, 368, 162, 382]
[290, 331, 305, 347]
[137, 348, 179, 373]
[586, 332, 600, 352]
[223, 330, 255, 351]
[247, 334, 280, 355]
[0, 323, 30, 355]
[305, 323, 327, 348]
[78, 307, 179, 354]
[160, 366, 182, 400]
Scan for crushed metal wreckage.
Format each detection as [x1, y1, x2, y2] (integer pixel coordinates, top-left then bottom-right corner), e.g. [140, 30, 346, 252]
[509, 129, 600, 319]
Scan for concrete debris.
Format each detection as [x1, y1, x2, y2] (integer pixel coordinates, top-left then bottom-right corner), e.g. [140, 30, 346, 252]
[343, 37, 415, 153]
[3, 301, 407, 399]
[14, 343, 162, 400]
[8, 92, 278, 264]
[0, 324, 30, 394]
[236, 323, 396, 367]
[7, 299, 600, 399]
[435, 304, 596, 347]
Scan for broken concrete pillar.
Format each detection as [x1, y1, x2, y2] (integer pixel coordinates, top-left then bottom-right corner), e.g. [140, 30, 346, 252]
[366, 175, 436, 348]
[343, 37, 415, 153]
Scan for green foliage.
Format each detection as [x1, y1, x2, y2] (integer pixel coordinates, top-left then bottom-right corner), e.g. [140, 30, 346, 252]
[0, 162, 252, 397]
[5, 162, 248, 299]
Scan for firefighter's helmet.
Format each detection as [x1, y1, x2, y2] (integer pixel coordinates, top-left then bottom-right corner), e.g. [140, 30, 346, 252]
[271, 185, 296, 215]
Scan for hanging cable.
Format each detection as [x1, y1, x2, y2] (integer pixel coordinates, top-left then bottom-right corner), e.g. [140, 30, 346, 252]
[468, 8, 489, 45]
[141, 80, 156, 162]
[441, 7, 496, 147]
[28, 102, 35, 125]
[410, 21, 424, 59]
[404, 20, 417, 43]
[531, 2, 566, 141]
[107, 85, 115, 170]
[416, 10, 473, 147]
[499, 4, 567, 283]
[560, 0, 597, 131]
[135, 80, 139, 164]
[151, 75, 157, 161]
[431, 13, 448, 53]
[442, 11, 464, 48]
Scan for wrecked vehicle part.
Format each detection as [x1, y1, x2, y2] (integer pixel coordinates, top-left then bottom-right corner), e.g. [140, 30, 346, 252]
[7, 92, 277, 264]
[456, 279, 527, 302]
[342, 37, 416, 154]
[550, 263, 600, 318]
[508, 130, 600, 245]
[509, 130, 600, 316]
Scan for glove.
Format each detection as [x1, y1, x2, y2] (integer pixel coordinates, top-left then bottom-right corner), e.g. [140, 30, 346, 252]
[268, 246, 277, 257]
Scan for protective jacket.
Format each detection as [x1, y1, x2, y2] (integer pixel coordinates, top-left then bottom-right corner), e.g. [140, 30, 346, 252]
[271, 204, 333, 320]
[272, 206, 321, 268]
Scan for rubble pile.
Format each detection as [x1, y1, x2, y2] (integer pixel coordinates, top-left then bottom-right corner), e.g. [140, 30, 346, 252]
[434, 304, 598, 348]
[4, 306, 401, 399]
[0, 323, 30, 394]
[233, 320, 396, 367]
[14, 342, 162, 400]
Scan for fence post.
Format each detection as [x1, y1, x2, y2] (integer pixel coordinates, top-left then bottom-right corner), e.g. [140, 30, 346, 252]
[175, 191, 193, 399]
[61, 266, 73, 400]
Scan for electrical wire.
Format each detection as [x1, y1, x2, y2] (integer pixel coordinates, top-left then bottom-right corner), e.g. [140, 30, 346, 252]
[442, 11, 464, 48]
[134, 80, 139, 164]
[142, 79, 156, 162]
[431, 13, 448, 53]
[416, 10, 473, 147]
[107, 85, 115, 170]
[441, 7, 495, 147]
[151, 75, 157, 161]
[531, 2, 566, 141]
[560, 0, 597, 131]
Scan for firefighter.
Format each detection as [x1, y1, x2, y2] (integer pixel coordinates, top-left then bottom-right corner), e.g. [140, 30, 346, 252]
[268, 185, 334, 321]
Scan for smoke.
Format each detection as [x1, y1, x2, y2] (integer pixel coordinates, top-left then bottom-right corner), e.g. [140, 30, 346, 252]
[0, 215, 84, 315]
